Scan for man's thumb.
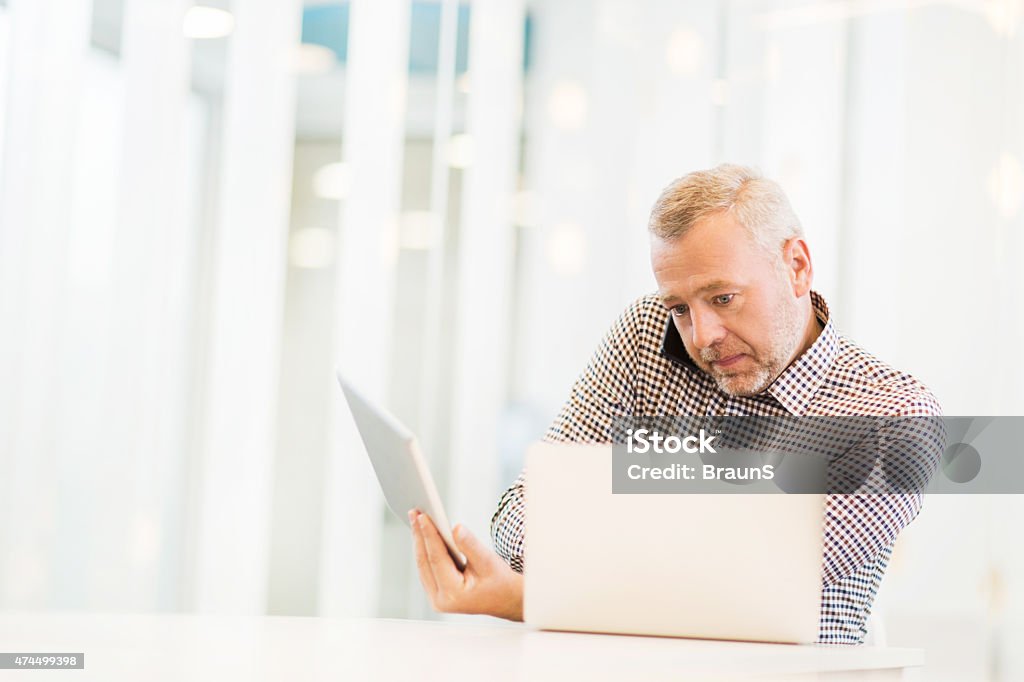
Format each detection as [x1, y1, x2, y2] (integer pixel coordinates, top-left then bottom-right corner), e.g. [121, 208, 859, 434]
[453, 524, 493, 567]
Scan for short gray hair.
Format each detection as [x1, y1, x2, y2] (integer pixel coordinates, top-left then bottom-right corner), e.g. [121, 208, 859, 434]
[648, 164, 803, 256]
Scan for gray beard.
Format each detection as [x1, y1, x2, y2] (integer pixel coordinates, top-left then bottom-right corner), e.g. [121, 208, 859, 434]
[710, 297, 806, 397]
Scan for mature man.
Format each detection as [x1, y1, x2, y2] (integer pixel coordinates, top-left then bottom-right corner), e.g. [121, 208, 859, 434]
[409, 164, 942, 644]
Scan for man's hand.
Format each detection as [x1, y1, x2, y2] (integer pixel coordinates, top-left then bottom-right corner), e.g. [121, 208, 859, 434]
[408, 510, 524, 622]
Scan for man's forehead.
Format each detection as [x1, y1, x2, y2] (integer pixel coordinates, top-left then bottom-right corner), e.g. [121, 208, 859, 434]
[650, 221, 765, 303]
[650, 225, 747, 266]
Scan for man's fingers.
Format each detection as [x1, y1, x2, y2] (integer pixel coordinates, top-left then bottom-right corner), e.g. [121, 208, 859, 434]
[416, 513, 464, 600]
[409, 510, 438, 596]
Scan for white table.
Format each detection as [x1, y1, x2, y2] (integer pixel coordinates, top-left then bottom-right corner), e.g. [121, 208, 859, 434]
[0, 613, 922, 680]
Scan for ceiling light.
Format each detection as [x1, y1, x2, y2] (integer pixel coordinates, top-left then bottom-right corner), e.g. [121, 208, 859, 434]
[313, 162, 352, 200]
[447, 134, 474, 169]
[989, 152, 1023, 219]
[399, 211, 442, 250]
[294, 43, 337, 75]
[547, 82, 589, 131]
[183, 6, 235, 39]
[665, 27, 703, 76]
[289, 227, 335, 269]
[545, 222, 587, 276]
[984, 0, 1020, 36]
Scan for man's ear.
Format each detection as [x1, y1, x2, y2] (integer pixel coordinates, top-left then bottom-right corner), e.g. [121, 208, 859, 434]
[782, 237, 813, 297]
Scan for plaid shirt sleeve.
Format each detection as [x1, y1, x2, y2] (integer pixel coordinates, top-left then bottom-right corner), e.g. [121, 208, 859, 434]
[490, 299, 645, 570]
[822, 403, 945, 585]
[817, 401, 944, 641]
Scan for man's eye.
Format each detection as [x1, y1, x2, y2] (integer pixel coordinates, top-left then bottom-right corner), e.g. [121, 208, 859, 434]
[713, 294, 734, 305]
[671, 304, 689, 317]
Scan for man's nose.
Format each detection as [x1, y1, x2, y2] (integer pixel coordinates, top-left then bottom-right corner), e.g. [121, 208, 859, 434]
[690, 308, 727, 350]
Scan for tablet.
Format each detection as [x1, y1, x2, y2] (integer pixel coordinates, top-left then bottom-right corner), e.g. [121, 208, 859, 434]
[336, 371, 467, 570]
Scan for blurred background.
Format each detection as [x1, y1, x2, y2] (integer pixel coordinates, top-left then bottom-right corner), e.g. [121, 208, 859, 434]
[0, 0, 1022, 679]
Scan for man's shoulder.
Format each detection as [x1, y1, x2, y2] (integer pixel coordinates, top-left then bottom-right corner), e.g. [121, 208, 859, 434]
[822, 334, 942, 416]
[622, 293, 670, 325]
[607, 293, 672, 346]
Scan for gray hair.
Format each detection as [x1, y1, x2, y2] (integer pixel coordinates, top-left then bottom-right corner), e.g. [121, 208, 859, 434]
[648, 164, 803, 257]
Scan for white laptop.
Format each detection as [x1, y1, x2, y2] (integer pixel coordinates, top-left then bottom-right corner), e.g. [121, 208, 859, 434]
[523, 442, 825, 644]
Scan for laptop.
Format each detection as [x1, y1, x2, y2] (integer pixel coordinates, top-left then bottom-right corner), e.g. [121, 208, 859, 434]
[523, 442, 825, 643]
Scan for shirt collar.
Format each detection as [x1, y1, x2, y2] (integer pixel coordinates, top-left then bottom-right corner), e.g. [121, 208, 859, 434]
[660, 291, 838, 415]
[766, 291, 837, 415]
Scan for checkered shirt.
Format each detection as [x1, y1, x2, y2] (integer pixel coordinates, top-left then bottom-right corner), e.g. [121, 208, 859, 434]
[490, 291, 943, 644]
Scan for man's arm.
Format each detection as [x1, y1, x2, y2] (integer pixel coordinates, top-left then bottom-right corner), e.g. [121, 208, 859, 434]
[491, 472, 527, 573]
[814, 399, 944, 643]
[822, 398, 945, 585]
[490, 297, 649, 573]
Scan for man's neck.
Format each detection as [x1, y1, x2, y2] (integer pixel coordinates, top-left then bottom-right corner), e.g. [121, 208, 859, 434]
[797, 301, 824, 358]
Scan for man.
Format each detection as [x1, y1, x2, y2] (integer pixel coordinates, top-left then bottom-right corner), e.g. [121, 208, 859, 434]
[409, 164, 942, 644]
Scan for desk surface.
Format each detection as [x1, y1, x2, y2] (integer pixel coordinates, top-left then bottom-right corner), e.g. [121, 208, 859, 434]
[0, 613, 922, 681]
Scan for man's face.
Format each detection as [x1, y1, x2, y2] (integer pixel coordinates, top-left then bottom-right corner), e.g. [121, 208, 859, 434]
[651, 211, 808, 397]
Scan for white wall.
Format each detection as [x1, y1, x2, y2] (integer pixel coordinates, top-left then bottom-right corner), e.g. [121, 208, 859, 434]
[0, 7, 208, 611]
